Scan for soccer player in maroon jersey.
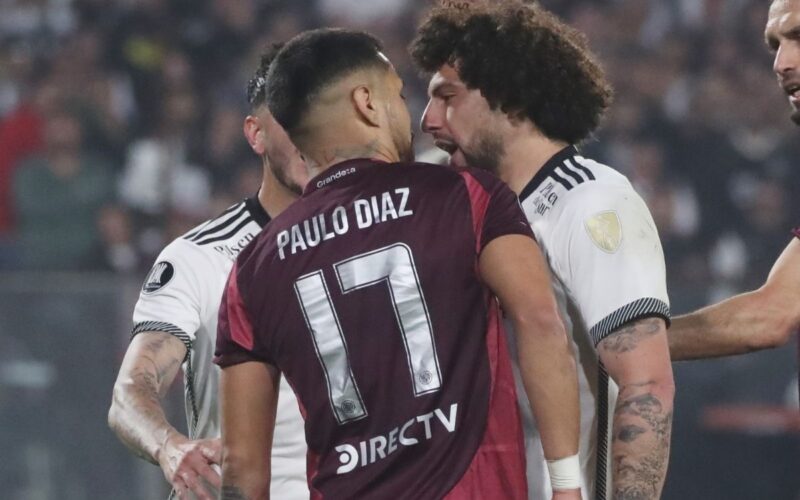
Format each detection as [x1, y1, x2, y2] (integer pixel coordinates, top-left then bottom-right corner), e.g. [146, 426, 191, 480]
[667, 0, 800, 364]
[215, 29, 583, 499]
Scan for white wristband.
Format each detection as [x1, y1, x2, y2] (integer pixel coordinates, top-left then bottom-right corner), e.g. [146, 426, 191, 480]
[546, 454, 581, 491]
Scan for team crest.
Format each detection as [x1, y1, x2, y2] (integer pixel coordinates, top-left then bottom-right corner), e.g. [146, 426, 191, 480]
[142, 261, 175, 294]
[584, 211, 622, 253]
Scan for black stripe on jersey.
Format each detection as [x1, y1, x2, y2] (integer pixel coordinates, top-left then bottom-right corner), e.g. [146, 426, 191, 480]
[194, 215, 255, 246]
[186, 205, 248, 243]
[557, 164, 585, 185]
[589, 298, 671, 346]
[596, 366, 610, 500]
[519, 145, 580, 201]
[131, 321, 193, 356]
[549, 168, 574, 190]
[567, 157, 596, 181]
[184, 202, 243, 240]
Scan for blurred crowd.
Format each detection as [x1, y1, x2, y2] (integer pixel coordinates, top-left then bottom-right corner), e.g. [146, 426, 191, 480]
[0, 0, 797, 310]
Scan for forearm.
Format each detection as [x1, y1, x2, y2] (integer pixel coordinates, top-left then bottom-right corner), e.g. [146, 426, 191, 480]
[669, 290, 792, 361]
[598, 317, 674, 500]
[220, 462, 269, 500]
[516, 318, 580, 459]
[220, 486, 253, 499]
[109, 370, 181, 464]
[108, 332, 185, 464]
[219, 362, 277, 500]
[611, 380, 674, 500]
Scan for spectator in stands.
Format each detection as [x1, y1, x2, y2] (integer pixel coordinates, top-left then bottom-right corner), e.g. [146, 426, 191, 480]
[12, 108, 114, 270]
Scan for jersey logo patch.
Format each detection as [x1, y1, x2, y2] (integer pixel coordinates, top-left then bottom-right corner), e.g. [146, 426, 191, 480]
[585, 211, 622, 253]
[142, 261, 175, 294]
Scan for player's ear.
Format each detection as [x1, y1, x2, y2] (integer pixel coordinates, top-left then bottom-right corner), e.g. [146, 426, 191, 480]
[244, 114, 267, 156]
[352, 85, 381, 127]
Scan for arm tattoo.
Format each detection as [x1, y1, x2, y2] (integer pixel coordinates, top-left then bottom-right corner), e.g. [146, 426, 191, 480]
[600, 317, 662, 354]
[612, 390, 673, 500]
[110, 332, 184, 463]
[221, 485, 251, 500]
[600, 317, 673, 500]
[616, 424, 646, 443]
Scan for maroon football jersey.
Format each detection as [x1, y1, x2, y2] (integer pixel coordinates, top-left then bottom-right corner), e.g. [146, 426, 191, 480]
[216, 159, 533, 499]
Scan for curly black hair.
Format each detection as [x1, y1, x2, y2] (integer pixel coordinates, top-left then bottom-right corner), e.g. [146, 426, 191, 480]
[410, 2, 612, 144]
[247, 43, 284, 109]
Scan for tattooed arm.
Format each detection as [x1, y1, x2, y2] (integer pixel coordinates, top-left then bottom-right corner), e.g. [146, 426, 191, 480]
[220, 361, 279, 500]
[598, 317, 675, 500]
[109, 332, 221, 499]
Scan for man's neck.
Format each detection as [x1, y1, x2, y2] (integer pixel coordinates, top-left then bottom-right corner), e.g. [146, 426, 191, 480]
[257, 168, 299, 219]
[306, 139, 397, 179]
[498, 134, 569, 196]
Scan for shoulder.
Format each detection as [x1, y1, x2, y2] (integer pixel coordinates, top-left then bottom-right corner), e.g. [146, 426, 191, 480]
[152, 198, 262, 273]
[181, 199, 252, 246]
[559, 159, 646, 221]
[518, 149, 621, 221]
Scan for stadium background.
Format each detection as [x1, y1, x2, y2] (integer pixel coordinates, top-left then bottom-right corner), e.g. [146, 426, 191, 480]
[0, 0, 797, 498]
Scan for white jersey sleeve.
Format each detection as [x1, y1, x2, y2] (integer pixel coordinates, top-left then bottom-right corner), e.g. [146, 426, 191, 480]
[131, 238, 215, 348]
[554, 182, 670, 346]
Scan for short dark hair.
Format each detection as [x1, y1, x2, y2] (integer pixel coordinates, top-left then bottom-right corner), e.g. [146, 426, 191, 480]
[265, 28, 387, 134]
[410, 3, 612, 144]
[247, 43, 284, 109]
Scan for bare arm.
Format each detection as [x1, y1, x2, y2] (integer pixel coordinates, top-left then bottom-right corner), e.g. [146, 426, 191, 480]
[220, 361, 279, 500]
[109, 331, 186, 463]
[479, 235, 580, 464]
[109, 332, 221, 499]
[670, 238, 800, 360]
[598, 317, 674, 500]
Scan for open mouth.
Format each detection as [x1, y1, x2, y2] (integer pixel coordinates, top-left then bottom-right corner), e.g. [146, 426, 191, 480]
[783, 82, 800, 101]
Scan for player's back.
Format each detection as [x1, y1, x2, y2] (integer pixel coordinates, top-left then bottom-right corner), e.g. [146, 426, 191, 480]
[218, 159, 530, 499]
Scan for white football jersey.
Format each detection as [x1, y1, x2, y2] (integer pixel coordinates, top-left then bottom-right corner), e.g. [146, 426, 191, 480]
[131, 197, 308, 499]
[509, 146, 670, 500]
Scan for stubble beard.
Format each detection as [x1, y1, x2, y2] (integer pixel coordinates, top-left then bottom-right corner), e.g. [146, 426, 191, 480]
[462, 129, 505, 176]
[268, 158, 304, 196]
[393, 128, 415, 163]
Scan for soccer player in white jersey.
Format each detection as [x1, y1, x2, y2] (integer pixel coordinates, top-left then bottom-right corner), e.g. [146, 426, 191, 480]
[108, 47, 309, 500]
[414, 4, 675, 500]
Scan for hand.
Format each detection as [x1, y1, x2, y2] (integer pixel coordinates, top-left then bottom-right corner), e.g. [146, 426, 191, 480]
[552, 488, 582, 500]
[157, 432, 222, 500]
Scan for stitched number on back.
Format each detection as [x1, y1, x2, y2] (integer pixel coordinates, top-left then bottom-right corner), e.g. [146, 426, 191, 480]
[294, 243, 441, 425]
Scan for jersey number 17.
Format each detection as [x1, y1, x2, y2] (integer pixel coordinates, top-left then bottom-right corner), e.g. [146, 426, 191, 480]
[294, 243, 443, 425]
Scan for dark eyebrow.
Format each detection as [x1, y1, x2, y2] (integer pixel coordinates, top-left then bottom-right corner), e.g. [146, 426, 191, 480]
[431, 82, 457, 96]
[781, 25, 800, 42]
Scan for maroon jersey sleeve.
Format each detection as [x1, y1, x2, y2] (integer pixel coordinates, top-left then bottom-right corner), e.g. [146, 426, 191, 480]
[794, 227, 800, 239]
[215, 259, 272, 368]
[458, 168, 534, 254]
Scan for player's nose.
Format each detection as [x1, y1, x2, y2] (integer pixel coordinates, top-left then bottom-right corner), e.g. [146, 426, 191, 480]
[420, 99, 441, 134]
